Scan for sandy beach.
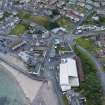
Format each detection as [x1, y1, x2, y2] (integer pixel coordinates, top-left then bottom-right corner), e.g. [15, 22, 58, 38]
[0, 61, 43, 102]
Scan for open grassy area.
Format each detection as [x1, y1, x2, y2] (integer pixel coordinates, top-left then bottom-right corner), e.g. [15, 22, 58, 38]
[30, 16, 59, 30]
[18, 11, 75, 31]
[10, 24, 28, 35]
[62, 95, 69, 105]
[57, 17, 75, 32]
[18, 11, 31, 19]
[31, 16, 49, 26]
[76, 37, 100, 52]
[18, 11, 50, 26]
[18, 11, 59, 30]
[59, 47, 71, 51]
[74, 46, 103, 105]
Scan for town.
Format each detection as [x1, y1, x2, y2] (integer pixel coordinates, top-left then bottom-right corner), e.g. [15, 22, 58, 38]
[0, 0, 105, 105]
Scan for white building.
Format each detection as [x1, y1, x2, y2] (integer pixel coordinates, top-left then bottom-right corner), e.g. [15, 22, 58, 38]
[60, 58, 79, 92]
[18, 51, 30, 63]
[0, 11, 3, 18]
[51, 27, 67, 34]
[19, 0, 31, 3]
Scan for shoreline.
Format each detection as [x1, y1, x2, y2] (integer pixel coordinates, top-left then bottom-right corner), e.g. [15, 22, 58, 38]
[0, 64, 27, 104]
[0, 61, 43, 103]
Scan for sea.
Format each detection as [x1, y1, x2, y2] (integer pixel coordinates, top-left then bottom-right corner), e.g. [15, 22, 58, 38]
[0, 67, 27, 105]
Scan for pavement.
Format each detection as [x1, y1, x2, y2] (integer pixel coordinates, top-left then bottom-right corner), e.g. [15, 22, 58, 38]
[32, 81, 59, 105]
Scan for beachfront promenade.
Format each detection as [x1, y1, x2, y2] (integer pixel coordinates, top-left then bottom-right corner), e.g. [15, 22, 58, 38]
[0, 52, 43, 104]
[0, 53, 59, 105]
[0, 61, 43, 103]
[0, 61, 59, 105]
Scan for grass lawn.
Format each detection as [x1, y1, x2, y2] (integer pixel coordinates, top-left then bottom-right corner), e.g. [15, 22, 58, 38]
[76, 37, 99, 52]
[18, 11, 49, 26]
[18, 11, 49, 23]
[18, 11, 31, 19]
[30, 16, 59, 30]
[59, 47, 71, 51]
[62, 95, 69, 105]
[10, 24, 28, 35]
[18, 11, 59, 30]
[56, 17, 75, 32]
[30, 16, 50, 28]
[98, 17, 105, 25]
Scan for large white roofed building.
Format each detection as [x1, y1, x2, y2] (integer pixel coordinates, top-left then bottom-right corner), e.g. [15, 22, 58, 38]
[60, 58, 79, 92]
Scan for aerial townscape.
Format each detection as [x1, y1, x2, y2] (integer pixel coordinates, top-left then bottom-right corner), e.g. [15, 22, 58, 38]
[1, 0, 105, 105]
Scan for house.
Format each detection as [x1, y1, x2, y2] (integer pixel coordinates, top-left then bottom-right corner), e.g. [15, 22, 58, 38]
[92, 16, 99, 21]
[11, 41, 26, 51]
[96, 34, 105, 47]
[18, 51, 30, 62]
[66, 10, 82, 22]
[0, 10, 3, 18]
[48, 0, 57, 5]
[59, 58, 79, 92]
[19, 0, 31, 3]
[51, 27, 67, 34]
[69, 0, 77, 4]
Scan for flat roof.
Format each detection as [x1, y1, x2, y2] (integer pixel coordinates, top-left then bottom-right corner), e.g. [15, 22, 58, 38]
[60, 58, 79, 91]
[60, 58, 78, 77]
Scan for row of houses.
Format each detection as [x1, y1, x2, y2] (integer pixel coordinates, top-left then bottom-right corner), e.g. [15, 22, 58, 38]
[66, 9, 84, 22]
[75, 25, 105, 34]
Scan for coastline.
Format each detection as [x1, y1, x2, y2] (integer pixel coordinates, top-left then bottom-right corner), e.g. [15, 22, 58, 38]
[0, 64, 27, 104]
[0, 61, 43, 103]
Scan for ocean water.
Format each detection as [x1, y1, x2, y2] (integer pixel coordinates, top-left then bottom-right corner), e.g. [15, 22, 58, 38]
[0, 66, 27, 105]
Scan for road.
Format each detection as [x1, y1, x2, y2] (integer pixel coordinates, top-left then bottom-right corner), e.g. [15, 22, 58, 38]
[66, 90, 80, 105]
[73, 10, 93, 33]
[0, 29, 104, 42]
[42, 47, 65, 105]
[77, 46, 105, 94]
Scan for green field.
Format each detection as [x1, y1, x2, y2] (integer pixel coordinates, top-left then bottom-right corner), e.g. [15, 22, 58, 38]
[76, 37, 100, 52]
[18, 11, 31, 19]
[18, 11, 75, 31]
[18, 11, 59, 30]
[57, 17, 75, 32]
[30, 16, 59, 30]
[10, 24, 28, 35]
